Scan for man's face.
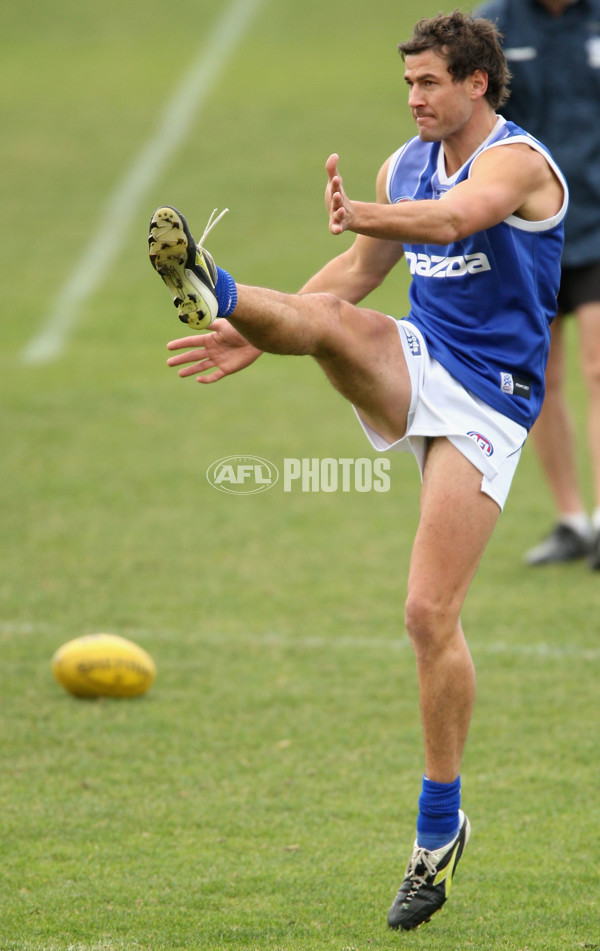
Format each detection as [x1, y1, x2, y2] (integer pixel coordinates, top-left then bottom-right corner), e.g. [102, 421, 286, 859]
[404, 49, 477, 143]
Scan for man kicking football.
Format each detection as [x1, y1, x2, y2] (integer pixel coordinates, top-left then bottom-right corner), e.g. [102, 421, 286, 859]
[148, 11, 567, 931]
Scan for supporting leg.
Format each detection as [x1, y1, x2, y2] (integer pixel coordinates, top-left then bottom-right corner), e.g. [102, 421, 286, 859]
[405, 438, 499, 782]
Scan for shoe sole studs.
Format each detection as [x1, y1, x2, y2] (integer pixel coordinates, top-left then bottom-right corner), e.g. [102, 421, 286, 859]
[149, 208, 208, 327]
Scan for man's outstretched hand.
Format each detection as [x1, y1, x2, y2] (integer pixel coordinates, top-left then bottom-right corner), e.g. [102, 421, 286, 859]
[167, 319, 262, 383]
[325, 153, 353, 235]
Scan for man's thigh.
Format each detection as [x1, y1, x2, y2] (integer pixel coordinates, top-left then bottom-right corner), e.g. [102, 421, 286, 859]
[408, 438, 500, 619]
[314, 302, 412, 445]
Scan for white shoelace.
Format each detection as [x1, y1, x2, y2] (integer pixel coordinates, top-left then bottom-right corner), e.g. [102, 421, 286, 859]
[409, 848, 437, 878]
[405, 848, 438, 896]
[198, 207, 229, 247]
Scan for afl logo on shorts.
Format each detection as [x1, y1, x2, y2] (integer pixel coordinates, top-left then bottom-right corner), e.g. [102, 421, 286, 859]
[467, 431, 494, 457]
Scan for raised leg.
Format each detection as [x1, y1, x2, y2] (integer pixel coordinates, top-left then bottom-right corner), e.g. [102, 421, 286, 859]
[228, 284, 413, 444]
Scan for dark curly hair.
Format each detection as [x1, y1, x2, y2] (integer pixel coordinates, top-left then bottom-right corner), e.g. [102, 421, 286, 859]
[398, 10, 511, 109]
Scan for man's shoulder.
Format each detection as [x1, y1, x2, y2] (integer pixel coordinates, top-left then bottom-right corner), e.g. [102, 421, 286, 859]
[390, 136, 435, 171]
[387, 137, 437, 202]
[388, 136, 431, 172]
[487, 121, 557, 161]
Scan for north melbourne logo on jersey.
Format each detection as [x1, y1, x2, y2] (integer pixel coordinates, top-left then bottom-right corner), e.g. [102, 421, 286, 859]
[405, 251, 491, 278]
[500, 372, 531, 400]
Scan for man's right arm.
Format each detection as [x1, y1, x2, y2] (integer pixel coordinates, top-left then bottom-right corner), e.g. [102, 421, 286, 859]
[299, 232, 405, 302]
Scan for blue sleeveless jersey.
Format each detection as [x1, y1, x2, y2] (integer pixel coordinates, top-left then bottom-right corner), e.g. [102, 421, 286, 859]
[387, 117, 567, 430]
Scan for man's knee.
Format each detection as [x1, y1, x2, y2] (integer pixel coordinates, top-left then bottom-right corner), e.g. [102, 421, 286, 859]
[404, 589, 461, 656]
[306, 293, 359, 355]
[299, 291, 345, 319]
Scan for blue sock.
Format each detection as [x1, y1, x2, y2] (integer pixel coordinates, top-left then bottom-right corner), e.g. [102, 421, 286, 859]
[416, 775, 461, 851]
[215, 266, 237, 318]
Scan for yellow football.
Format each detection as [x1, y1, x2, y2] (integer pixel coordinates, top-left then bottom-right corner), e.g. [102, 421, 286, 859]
[51, 633, 156, 698]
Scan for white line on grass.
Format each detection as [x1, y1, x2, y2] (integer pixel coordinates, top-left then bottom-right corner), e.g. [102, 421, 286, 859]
[21, 0, 264, 366]
[3, 621, 600, 661]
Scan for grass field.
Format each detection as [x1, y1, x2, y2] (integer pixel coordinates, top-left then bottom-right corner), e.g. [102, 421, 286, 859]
[2, 1, 600, 949]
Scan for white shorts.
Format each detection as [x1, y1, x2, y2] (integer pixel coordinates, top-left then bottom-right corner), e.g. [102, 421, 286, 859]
[354, 319, 528, 510]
